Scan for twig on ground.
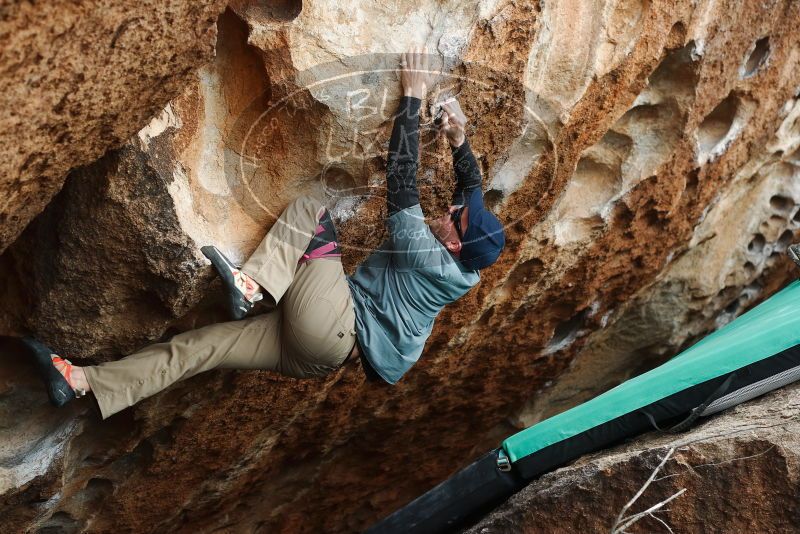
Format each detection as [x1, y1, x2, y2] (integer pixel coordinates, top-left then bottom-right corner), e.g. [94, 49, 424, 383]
[609, 442, 777, 533]
[610, 447, 685, 534]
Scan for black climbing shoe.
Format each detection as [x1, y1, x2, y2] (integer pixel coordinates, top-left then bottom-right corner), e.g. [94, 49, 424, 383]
[201, 245, 263, 321]
[21, 337, 76, 408]
[789, 244, 800, 269]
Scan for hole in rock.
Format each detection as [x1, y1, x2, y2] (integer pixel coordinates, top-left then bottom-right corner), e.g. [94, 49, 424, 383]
[743, 261, 756, 278]
[668, 21, 687, 43]
[617, 103, 683, 180]
[78, 477, 115, 506]
[510, 303, 532, 323]
[769, 194, 794, 213]
[697, 93, 739, 163]
[644, 207, 663, 226]
[216, 9, 271, 139]
[570, 157, 621, 212]
[486, 119, 549, 200]
[748, 233, 766, 254]
[683, 169, 700, 197]
[760, 215, 787, 237]
[114, 439, 155, 477]
[742, 37, 770, 78]
[793, 208, 800, 223]
[777, 229, 795, 250]
[318, 166, 358, 198]
[37, 511, 79, 534]
[483, 189, 505, 213]
[85, 477, 114, 491]
[504, 258, 544, 291]
[739, 282, 762, 308]
[569, 45, 696, 225]
[147, 426, 176, 448]
[253, 0, 302, 21]
[745, 281, 763, 295]
[555, 215, 606, 245]
[646, 41, 700, 100]
[202, 6, 331, 231]
[477, 306, 495, 326]
[545, 309, 589, 354]
[555, 136, 627, 246]
[724, 299, 740, 315]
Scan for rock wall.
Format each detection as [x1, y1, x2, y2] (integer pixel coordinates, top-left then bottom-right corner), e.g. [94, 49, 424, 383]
[0, 0, 227, 254]
[2, 0, 800, 532]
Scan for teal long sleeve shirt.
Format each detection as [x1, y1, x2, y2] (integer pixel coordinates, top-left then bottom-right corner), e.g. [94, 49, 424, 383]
[348, 205, 479, 383]
[347, 95, 481, 384]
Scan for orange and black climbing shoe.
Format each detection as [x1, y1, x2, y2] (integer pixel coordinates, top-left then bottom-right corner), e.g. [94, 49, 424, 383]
[21, 337, 77, 408]
[201, 245, 263, 321]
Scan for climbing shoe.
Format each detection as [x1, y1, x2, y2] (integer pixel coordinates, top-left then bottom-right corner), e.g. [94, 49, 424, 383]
[789, 244, 800, 269]
[201, 245, 263, 321]
[21, 337, 77, 408]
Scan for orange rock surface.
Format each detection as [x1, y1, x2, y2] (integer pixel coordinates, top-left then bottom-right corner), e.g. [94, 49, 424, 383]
[0, 0, 227, 254]
[2, 0, 800, 532]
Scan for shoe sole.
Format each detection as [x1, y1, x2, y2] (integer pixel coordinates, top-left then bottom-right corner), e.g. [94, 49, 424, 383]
[201, 245, 252, 321]
[21, 337, 75, 408]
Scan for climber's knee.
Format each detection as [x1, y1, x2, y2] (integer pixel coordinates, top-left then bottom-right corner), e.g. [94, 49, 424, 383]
[287, 194, 324, 217]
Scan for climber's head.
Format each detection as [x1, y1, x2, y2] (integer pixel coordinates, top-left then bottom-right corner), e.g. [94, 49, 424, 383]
[429, 205, 467, 255]
[429, 189, 505, 270]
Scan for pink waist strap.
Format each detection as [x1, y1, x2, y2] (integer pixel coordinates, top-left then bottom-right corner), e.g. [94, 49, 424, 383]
[300, 240, 341, 262]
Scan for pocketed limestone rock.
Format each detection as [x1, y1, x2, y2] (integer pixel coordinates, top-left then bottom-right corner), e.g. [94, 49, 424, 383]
[0, 0, 227, 254]
[1, 0, 800, 532]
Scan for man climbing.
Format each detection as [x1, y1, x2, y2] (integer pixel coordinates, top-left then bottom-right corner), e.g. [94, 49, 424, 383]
[23, 45, 505, 418]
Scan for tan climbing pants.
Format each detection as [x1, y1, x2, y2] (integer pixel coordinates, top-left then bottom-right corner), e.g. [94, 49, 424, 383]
[83, 195, 357, 420]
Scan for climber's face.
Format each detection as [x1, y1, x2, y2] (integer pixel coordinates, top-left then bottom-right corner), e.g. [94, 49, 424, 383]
[429, 205, 468, 255]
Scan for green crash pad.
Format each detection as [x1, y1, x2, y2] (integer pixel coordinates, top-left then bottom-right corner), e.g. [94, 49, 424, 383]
[503, 279, 800, 463]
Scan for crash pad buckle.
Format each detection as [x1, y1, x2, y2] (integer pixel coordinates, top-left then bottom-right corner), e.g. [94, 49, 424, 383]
[496, 450, 511, 472]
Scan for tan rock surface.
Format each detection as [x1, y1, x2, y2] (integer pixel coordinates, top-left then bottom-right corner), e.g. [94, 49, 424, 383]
[0, 0, 227, 254]
[2, 0, 800, 532]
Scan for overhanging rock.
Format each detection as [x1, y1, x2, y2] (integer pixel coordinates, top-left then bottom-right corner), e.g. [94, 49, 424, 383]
[1, 0, 800, 532]
[0, 0, 227, 254]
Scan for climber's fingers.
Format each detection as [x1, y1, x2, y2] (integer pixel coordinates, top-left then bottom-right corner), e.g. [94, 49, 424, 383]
[403, 44, 429, 73]
[440, 100, 466, 129]
[401, 47, 414, 70]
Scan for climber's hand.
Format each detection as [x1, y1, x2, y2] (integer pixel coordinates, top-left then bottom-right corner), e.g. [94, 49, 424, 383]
[400, 45, 436, 100]
[437, 98, 467, 148]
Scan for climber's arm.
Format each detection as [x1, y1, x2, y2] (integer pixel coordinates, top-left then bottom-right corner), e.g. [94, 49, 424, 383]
[386, 45, 437, 216]
[386, 95, 422, 216]
[449, 137, 482, 206]
[437, 98, 482, 205]
[383, 45, 447, 270]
